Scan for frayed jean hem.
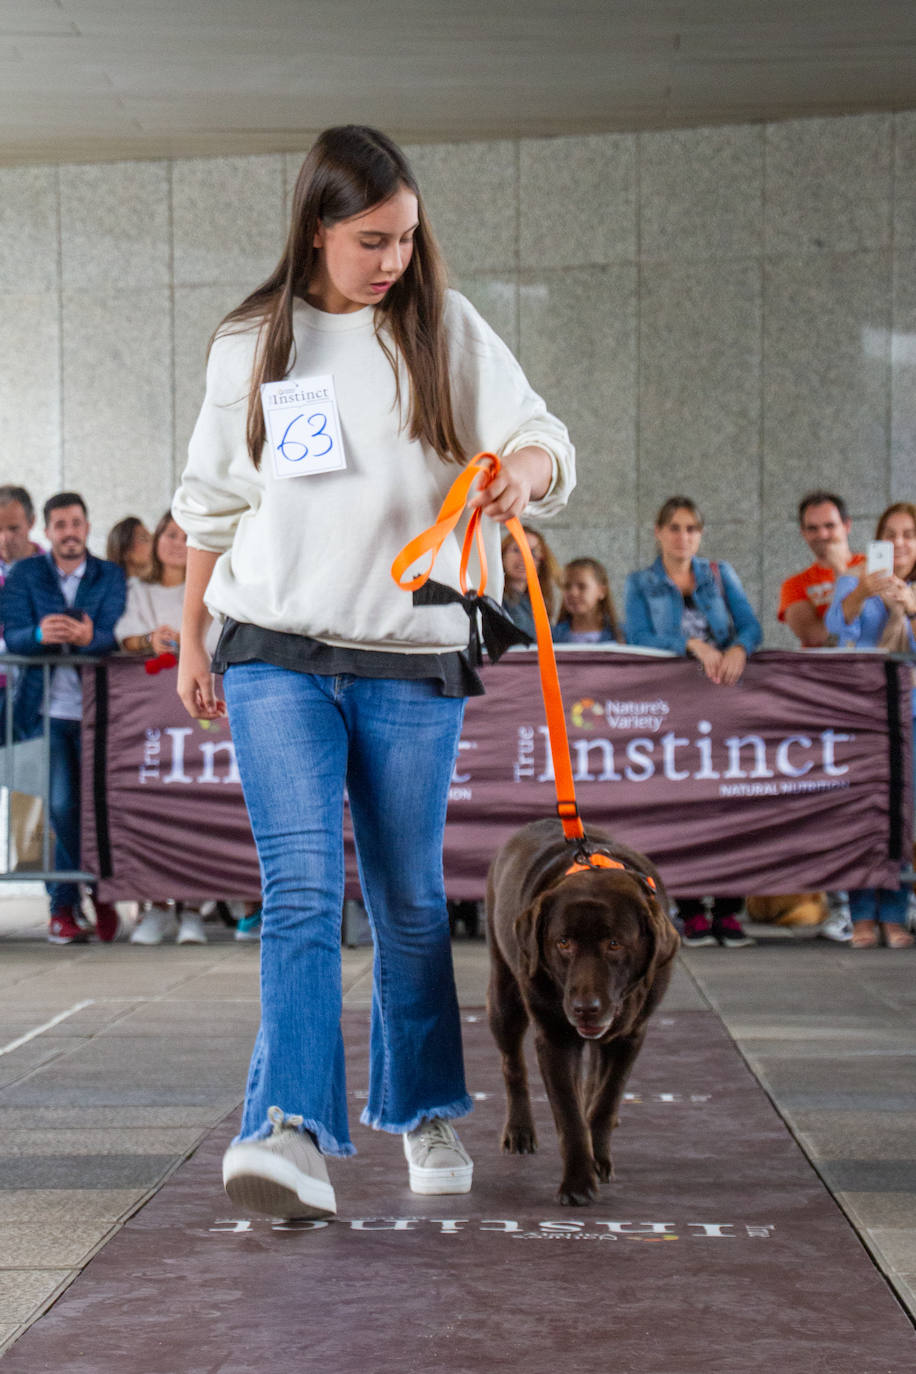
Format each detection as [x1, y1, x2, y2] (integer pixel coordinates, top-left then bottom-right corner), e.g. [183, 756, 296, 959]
[359, 1094, 474, 1135]
[232, 1114, 357, 1159]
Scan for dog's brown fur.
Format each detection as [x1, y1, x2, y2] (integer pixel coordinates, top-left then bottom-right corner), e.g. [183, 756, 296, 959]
[745, 893, 828, 927]
[486, 819, 679, 1205]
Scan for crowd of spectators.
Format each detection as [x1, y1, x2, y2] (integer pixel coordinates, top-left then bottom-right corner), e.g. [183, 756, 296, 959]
[0, 483, 912, 952]
[503, 489, 916, 952]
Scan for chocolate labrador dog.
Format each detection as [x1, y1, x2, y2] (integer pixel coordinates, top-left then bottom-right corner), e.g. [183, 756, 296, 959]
[487, 818, 679, 1205]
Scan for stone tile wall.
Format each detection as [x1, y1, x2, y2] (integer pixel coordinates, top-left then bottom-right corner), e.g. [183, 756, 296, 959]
[1, 112, 914, 646]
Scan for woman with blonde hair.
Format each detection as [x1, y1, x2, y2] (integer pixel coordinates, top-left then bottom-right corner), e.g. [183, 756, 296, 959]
[172, 124, 574, 1220]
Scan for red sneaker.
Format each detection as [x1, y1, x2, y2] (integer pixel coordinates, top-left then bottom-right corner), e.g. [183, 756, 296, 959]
[48, 908, 90, 945]
[92, 900, 122, 943]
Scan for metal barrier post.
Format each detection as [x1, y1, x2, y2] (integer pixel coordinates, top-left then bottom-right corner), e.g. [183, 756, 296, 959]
[0, 653, 100, 888]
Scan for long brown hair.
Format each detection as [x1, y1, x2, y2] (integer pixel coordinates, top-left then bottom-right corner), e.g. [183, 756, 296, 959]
[655, 495, 704, 530]
[106, 516, 146, 573]
[145, 511, 186, 586]
[213, 125, 463, 469]
[501, 524, 562, 620]
[876, 502, 916, 582]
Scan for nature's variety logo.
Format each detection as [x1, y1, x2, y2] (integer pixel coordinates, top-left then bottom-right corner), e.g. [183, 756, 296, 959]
[570, 697, 604, 730]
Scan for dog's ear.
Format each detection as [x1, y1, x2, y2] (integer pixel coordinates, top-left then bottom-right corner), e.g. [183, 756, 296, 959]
[630, 893, 680, 1009]
[514, 890, 555, 979]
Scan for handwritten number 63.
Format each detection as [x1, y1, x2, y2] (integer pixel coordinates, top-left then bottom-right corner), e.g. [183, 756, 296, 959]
[278, 411, 333, 462]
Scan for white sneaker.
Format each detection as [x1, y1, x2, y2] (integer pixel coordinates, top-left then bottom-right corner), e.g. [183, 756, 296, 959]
[177, 911, 207, 945]
[403, 1118, 473, 1195]
[819, 894, 853, 943]
[223, 1107, 336, 1219]
[129, 905, 179, 945]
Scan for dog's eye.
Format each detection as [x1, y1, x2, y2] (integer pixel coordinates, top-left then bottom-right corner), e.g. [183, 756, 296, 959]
[606, 939, 621, 951]
[556, 937, 572, 952]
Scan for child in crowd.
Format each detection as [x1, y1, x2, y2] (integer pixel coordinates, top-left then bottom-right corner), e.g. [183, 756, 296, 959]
[552, 557, 620, 643]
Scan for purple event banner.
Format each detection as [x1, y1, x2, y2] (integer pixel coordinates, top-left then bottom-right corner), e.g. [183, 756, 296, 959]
[81, 650, 912, 902]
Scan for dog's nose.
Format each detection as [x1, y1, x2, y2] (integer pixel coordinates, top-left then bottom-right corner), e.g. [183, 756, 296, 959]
[571, 994, 602, 1018]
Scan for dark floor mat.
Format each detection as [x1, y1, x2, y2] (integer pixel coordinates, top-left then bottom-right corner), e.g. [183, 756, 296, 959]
[5, 1010, 914, 1373]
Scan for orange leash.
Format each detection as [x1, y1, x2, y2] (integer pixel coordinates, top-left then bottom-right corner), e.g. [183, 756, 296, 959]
[390, 451, 586, 844]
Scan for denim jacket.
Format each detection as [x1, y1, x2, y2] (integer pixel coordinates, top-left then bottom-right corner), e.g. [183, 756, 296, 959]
[624, 555, 762, 655]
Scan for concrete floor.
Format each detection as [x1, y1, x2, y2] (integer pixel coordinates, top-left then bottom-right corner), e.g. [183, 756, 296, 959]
[0, 894, 914, 1353]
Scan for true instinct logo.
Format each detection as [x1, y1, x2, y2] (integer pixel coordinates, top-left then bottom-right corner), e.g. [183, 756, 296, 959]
[210, 1216, 776, 1241]
[265, 383, 330, 407]
[514, 720, 855, 788]
[139, 726, 240, 786]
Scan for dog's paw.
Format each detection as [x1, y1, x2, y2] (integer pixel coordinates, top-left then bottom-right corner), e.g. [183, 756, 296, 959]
[501, 1124, 538, 1155]
[592, 1154, 615, 1183]
[596, 1154, 615, 1187]
[557, 1172, 599, 1206]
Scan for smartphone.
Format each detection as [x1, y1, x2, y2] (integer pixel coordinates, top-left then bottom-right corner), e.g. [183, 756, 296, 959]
[866, 540, 894, 576]
[60, 608, 85, 621]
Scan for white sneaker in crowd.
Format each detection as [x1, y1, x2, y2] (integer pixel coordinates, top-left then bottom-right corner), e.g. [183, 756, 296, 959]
[222, 1106, 337, 1219]
[177, 911, 208, 945]
[129, 904, 179, 945]
[818, 892, 853, 943]
[403, 1118, 473, 1195]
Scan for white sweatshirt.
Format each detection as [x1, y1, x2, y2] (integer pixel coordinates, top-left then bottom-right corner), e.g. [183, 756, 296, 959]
[172, 290, 575, 653]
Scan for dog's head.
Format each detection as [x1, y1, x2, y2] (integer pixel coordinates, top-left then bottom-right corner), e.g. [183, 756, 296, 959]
[515, 868, 679, 1039]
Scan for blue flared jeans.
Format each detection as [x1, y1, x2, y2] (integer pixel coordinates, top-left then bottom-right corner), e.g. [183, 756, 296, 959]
[223, 662, 472, 1156]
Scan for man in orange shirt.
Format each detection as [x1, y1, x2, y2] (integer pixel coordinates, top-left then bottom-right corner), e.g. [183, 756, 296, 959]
[778, 490, 864, 943]
[778, 491, 865, 647]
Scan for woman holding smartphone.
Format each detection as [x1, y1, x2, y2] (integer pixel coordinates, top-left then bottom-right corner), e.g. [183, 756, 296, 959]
[171, 125, 574, 1219]
[826, 501, 916, 948]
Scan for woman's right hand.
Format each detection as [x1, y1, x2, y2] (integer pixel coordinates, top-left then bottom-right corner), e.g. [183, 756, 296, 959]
[150, 624, 181, 656]
[177, 639, 226, 721]
[687, 638, 724, 683]
[860, 570, 896, 601]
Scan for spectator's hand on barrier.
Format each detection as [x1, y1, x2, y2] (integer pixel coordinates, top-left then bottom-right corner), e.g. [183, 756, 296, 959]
[150, 625, 180, 655]
[467, 447, 552, 524]
[687, 639, 724, 684]
[177, 640, 226, 722]
[716, 644, 748, 687]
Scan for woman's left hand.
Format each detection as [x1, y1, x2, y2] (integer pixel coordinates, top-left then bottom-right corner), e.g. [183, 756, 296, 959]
[715, 645, 748, 686]
[467, 447, 552, 523]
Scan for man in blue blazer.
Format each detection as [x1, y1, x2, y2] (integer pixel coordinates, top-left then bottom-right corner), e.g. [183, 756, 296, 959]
[2, 492, 126, 943]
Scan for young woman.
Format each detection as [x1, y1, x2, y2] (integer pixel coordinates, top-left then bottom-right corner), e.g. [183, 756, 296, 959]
[106, 516, 153, 580]
[625, 496, 762, 949]
[825, 502, 916, 949]
[116, 511, 187, 659]
[501, 523, 561, 639]
[552, 557, 620, 643]
[172, 125, 574, 1219]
